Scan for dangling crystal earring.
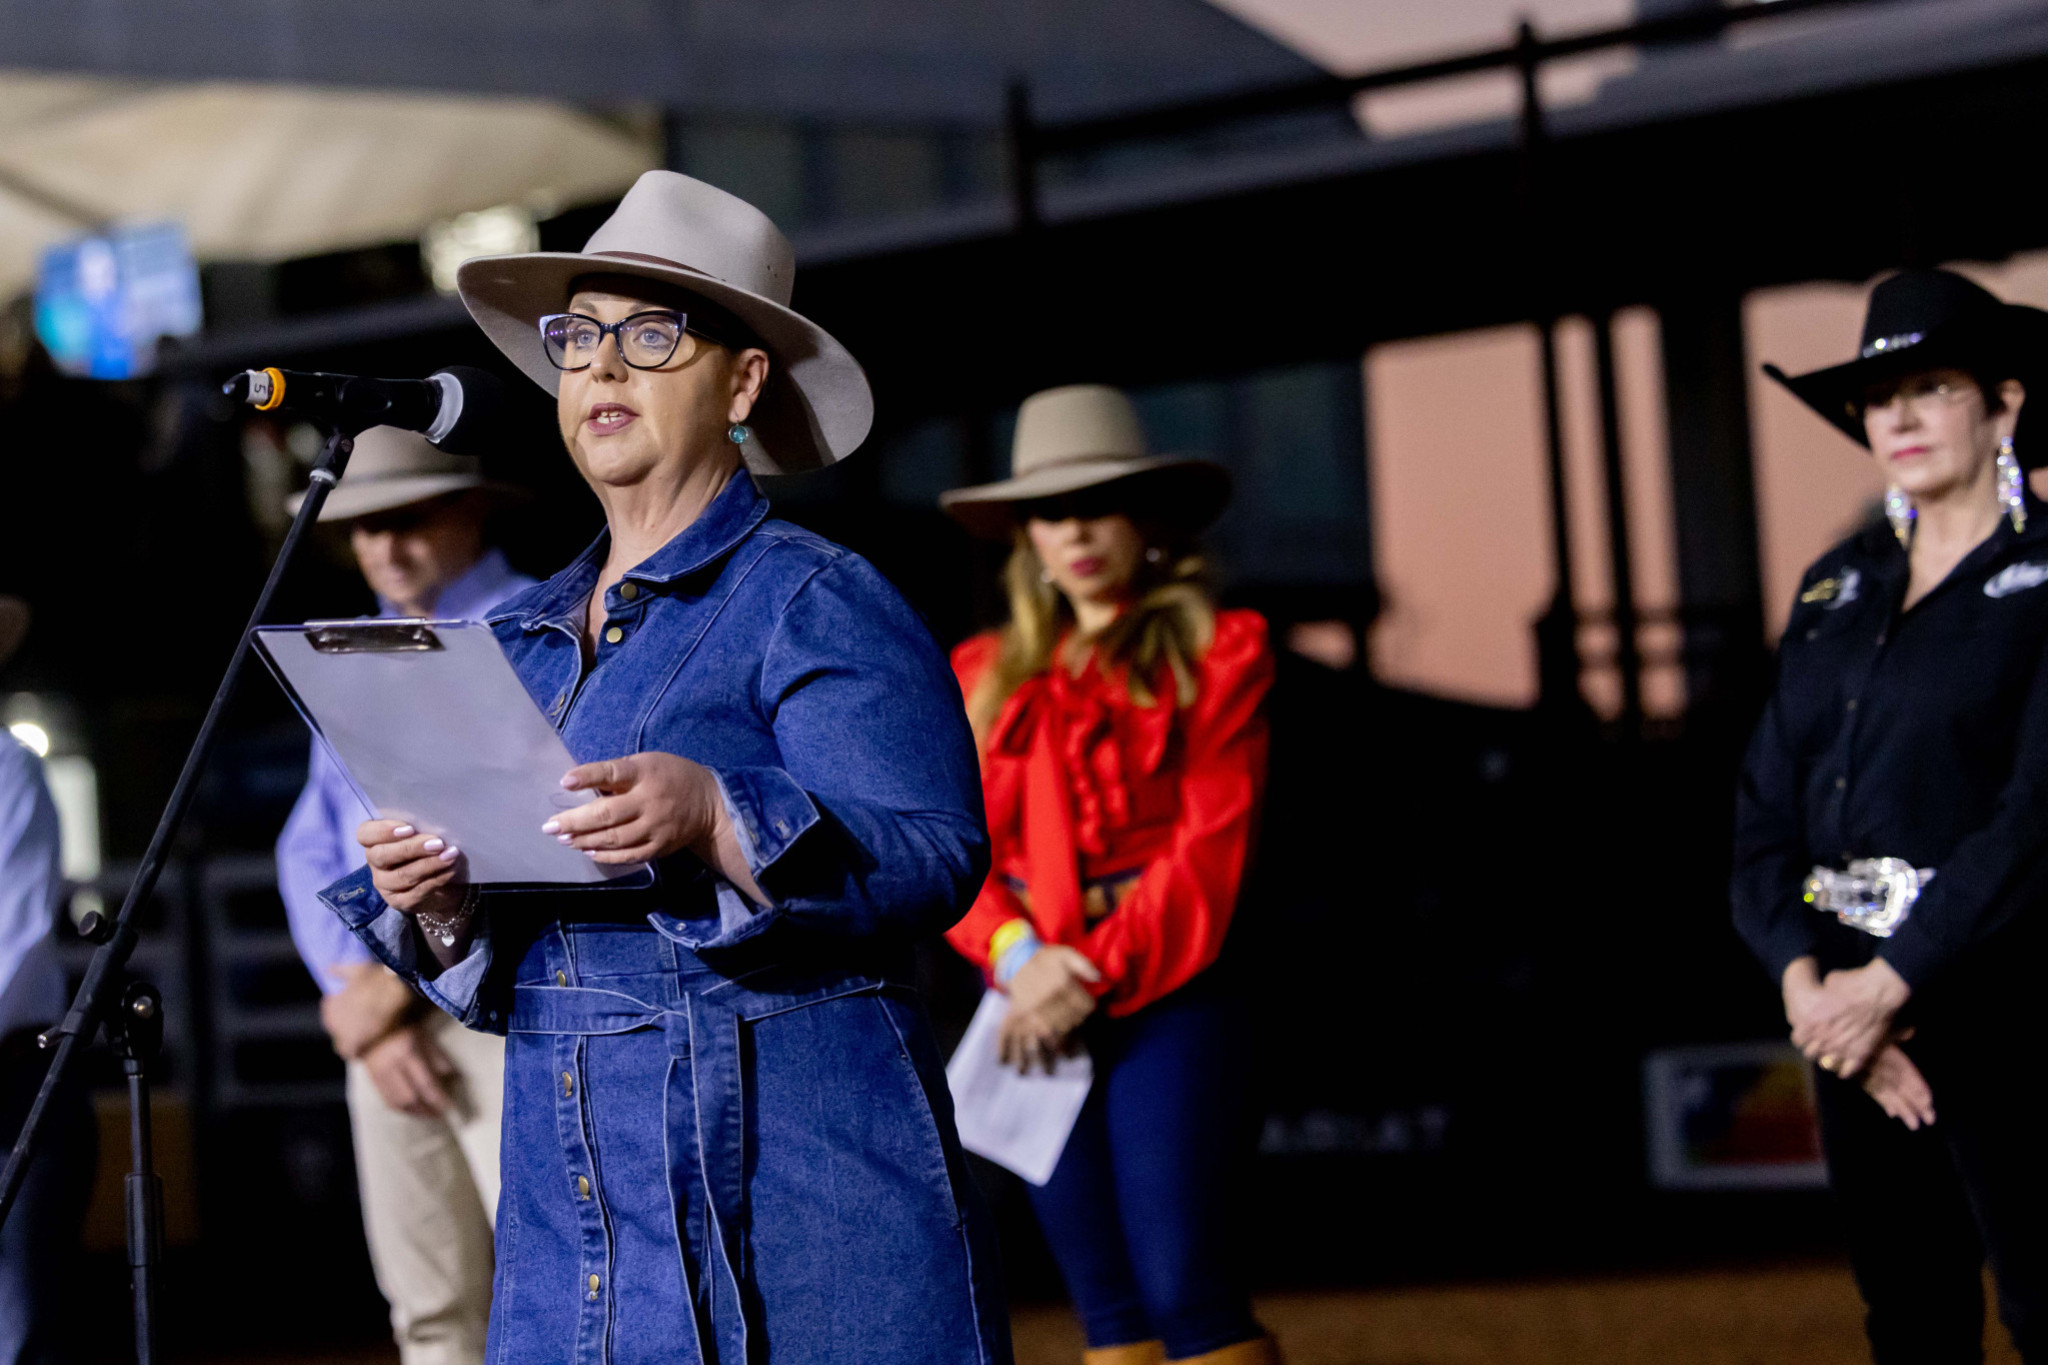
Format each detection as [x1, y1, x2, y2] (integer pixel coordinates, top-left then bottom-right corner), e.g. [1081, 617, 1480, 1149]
[1144, 547, 1165, 565]
[1039, 566, 1054, 585]
[1885, 484, 1916, 549]
[1998, 435, 2027, 534]
[727, 423, 750, 445]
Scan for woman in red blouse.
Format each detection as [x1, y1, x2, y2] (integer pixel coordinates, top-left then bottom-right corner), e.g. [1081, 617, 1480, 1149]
[940, 385, 1277, 1365]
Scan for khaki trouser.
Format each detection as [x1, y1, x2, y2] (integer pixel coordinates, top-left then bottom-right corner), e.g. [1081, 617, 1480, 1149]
[345, 1007, 505, 1365]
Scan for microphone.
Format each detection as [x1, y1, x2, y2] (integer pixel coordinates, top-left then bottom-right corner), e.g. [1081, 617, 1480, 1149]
[222, 365, 506, 455]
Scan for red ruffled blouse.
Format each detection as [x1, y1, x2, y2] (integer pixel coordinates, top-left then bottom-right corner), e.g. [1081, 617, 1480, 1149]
[944, 609, 1272, 1017]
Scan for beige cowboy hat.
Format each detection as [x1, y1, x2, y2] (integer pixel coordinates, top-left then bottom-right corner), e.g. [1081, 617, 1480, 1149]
[940, 384, 1231, 542]
[284, 425, 516, 522]
[455, 170, 872, 477]
[0, 596, 27, 670]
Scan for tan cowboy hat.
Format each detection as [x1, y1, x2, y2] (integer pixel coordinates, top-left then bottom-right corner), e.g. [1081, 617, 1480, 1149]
[0, 596, 27, 670]
[940, 384, 1231, 542]
[284, 425, 513, 522]
[455, 170, 871, 477]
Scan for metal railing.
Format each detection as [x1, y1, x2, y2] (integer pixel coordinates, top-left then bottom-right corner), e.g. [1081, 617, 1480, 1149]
[1007, 0, 1893, 222]
[1004, 0, 1896, 729]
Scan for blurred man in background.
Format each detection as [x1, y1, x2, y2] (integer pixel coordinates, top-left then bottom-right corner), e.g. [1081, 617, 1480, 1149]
[0, 597, 93, 1365]
[274, 431, 531, 1365]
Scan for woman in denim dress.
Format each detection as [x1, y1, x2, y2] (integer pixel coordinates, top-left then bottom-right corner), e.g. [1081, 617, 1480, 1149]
[319, 171, 1010, 1365]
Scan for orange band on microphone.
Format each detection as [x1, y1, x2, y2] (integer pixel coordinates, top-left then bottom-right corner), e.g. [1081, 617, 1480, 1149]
[254, 367, 286, 411]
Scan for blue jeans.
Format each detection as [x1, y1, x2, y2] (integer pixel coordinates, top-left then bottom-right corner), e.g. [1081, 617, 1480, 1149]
[1027, 981, 1263, 1359]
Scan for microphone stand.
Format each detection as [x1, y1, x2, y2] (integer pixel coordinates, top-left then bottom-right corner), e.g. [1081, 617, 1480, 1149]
[0, 423, 359, 1365]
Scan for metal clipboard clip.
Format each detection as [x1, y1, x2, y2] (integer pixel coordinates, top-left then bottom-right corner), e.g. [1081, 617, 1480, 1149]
[303, 619, 445, 654]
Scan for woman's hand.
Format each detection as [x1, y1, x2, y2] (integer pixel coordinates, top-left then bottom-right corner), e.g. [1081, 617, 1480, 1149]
[543, 753, 768, 904]
[1861, 1036, 1937, 1130]
[359, 820, 467, 915]
[997, 946, 1101, 1074]
[545, 753, 720, 864]
[1792, 958, 1912, 1078]
[1780, 955, 1827, 1039]
[358, 820, 473, 968]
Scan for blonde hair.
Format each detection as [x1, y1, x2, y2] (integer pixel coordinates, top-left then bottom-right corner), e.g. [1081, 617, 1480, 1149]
[966, 531, 1216, 739]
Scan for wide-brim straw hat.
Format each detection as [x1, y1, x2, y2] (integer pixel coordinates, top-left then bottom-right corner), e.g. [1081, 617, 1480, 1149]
[940, 384, 1231, 542]
[285, 425, 519, 522]
[455, 170, 871, 477]
[1765, 268, 2048, 468]
[0, 596, 26, 670]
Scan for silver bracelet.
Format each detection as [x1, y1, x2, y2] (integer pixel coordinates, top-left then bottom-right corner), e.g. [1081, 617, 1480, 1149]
[417, 882, 481, 949]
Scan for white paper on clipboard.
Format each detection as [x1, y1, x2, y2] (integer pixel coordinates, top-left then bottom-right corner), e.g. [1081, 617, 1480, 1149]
[254, 618, 644, 887]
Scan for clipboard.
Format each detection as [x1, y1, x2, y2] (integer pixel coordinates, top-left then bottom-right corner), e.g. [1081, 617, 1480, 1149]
[254, 618, 645, 887]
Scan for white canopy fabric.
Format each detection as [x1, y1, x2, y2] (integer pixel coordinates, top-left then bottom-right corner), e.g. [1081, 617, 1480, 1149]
[0, 70, 658, 299]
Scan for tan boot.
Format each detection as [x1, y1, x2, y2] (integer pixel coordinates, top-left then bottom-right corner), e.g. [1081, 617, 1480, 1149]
[1166, 1336, 1282, 1365]
[1083, 1344, 1166, 1365]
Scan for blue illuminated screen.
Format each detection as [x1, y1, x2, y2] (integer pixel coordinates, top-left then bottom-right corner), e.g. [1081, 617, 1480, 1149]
[34, 222, 204, 379]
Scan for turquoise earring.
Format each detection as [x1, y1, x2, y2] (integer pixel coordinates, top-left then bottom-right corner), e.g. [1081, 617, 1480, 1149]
[728, 423, 750, 445]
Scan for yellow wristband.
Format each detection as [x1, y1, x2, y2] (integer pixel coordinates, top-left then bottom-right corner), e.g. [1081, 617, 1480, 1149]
[988, 918, 1034, 969]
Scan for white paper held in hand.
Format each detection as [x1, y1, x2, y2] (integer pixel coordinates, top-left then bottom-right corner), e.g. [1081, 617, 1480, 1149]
[945, 989, 1093, 1186]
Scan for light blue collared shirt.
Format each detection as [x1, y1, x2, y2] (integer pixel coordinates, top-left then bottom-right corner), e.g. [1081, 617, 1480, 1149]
[0, 733, 64, 1037]
[274, 548, 536, 993]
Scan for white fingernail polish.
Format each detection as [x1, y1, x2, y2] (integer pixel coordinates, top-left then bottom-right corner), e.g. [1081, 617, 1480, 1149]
[422, 838, 445, 853]
[541, 820, 561, 834]
[557, 834, 573, 844]
[393, 825, 415, 838]
[438, 846, 460, 862]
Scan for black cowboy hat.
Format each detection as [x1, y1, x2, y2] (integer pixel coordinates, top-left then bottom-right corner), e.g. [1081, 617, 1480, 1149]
[1764, 269, 2048, 467]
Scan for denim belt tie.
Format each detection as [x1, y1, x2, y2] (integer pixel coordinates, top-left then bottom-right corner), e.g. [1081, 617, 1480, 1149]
[509, 965, 893, 1365]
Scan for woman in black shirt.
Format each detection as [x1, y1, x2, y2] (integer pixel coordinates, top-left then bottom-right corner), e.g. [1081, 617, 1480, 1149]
[1736, 269, 2048, 1362]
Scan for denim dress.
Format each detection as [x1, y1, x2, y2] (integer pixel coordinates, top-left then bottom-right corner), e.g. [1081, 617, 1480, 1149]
[321, 473, 1010, 1365]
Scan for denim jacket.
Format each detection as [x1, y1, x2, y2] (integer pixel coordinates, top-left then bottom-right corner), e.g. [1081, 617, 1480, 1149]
[321, 471, 989, 1022]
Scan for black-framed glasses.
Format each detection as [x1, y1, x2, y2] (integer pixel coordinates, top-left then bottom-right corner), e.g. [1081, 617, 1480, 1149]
[539, 310, 699, 371]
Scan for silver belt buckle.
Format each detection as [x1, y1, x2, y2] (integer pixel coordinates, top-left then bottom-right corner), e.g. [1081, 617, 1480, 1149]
[1803, 857, 1934, 938]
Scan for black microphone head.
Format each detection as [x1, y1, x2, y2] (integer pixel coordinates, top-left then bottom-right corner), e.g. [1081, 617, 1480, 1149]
[425, 366, 509, 455]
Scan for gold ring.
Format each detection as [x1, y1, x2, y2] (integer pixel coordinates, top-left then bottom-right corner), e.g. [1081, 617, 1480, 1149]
[1819, 1054, 1839, 1073]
